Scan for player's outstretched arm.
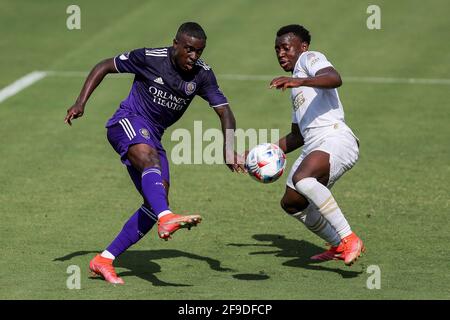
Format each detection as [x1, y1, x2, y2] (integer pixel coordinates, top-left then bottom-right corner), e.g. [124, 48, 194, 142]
[64, 58, 118, 126]
[277, 123, 304, 154]
[213, 104, 246, 173]
[270, 67, 342, 91]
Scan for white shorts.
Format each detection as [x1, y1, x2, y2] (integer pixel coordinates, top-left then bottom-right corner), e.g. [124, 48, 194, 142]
[286, 124, 359, 189]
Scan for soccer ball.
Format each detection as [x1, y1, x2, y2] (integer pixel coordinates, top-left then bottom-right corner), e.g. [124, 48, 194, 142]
[245, 143, 286, 183]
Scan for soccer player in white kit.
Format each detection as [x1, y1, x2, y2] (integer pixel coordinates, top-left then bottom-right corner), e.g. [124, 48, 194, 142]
[270, 25, 365, 266]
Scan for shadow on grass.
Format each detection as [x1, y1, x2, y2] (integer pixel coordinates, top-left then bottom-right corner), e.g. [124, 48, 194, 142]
[54, 249, 233, 286]
[228, 234, 363, 279]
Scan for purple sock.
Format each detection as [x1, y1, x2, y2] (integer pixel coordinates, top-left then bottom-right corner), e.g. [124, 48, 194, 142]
[106, 206, 157, 258]
[141, 166, 170, 216]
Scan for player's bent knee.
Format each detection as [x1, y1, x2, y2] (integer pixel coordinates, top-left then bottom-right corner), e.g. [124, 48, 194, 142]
[280, 198, 291, 213]
[280, 196, 307, 215]
[128, 145, 161, 172]
[292, 171, 313, 185]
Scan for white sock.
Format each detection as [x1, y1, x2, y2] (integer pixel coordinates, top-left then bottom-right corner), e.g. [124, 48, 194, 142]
[101, 250, 115, 260]
[292, 205, 341, 246]
[157, 210, 172, 219]
[295, 177, 352, 239]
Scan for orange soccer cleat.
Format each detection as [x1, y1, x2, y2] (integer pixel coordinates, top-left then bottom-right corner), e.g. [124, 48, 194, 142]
[341, 232, 366, 266]
[310, 243, 345, 261]
[89, 254, 124, 285]
[157, 213, 202, 240]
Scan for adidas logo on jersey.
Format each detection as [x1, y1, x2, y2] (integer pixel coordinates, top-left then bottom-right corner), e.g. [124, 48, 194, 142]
[154, 77, 164, 85]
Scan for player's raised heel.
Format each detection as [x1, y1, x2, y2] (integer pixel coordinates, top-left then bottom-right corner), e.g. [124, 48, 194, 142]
[89, 254, 125, 284]
[310, 243, 345, 261]
[158, 213, 202, 240]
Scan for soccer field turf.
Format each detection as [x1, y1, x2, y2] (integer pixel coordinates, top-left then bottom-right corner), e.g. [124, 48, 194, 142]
[0, 0, 449, 299]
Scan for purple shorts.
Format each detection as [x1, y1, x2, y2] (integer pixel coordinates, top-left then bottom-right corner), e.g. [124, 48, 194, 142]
[106, 115, 170, 187]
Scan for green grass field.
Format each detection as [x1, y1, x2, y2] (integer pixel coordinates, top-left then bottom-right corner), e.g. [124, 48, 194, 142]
[0, 0, 449, 299]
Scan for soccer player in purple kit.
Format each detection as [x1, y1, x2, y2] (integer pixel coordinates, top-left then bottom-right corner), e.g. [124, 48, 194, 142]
[64, 22, 245, 284]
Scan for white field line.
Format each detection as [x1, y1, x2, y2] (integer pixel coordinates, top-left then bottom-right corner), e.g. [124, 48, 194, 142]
[2, 70, 449, 104]
[219, 74, 450, 85]
[43, 70, 450, 85]
[0, 71, 47, 103]
[343, 76, 450, 85]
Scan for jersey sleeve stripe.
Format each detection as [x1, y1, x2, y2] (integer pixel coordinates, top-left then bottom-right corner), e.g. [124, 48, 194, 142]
[145, 53, 168, 57]
[195, 59, 211, 70]
[210, 102, 228, 108]
[113, 56, 121, 73]
[145, 49, 168, 55]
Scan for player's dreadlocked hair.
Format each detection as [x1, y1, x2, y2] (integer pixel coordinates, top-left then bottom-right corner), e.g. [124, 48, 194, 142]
[176, 22, 207, 41]
[277, 24, 311, 44]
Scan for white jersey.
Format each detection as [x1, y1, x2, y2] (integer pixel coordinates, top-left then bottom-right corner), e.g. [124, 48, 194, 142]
[291, 51, 350, 144]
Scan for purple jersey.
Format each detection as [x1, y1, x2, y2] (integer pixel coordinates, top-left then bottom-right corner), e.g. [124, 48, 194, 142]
[106, 47, 228, 140]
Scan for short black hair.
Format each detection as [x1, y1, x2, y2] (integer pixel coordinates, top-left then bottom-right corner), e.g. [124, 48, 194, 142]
[276, 24, 311, 44]
[176, 22, 207, 40]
